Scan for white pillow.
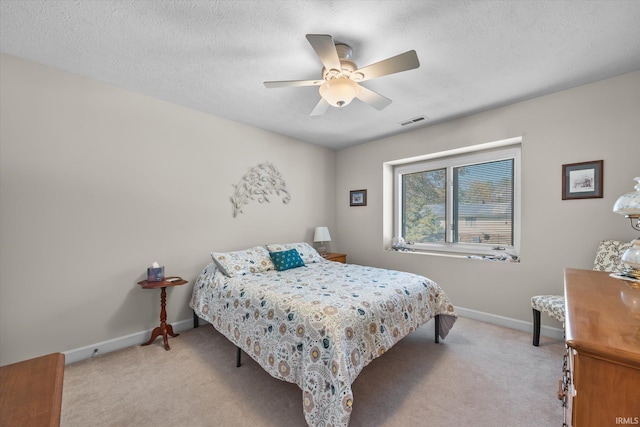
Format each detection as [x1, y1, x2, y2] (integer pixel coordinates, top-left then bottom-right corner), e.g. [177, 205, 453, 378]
[266, 242, 324, 264]
[211, 246, 275, 277]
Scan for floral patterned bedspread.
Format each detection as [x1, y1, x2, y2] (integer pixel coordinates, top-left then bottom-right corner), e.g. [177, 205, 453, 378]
[190, 260, 457, 427]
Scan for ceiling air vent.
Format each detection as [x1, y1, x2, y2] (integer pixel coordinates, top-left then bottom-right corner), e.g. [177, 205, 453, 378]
[399, 115, 428, 126]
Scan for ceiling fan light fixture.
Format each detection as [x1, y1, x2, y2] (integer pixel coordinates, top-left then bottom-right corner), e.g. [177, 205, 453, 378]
[319, 77, 360, 108]
[264, 34, 420, 115]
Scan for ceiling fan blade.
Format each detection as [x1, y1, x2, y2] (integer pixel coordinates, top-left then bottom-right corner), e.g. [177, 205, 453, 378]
[264, 79, 322, 88]
[356, 85, 392, 110]
[310, 98, 330, 116]
[354, 50, 420, 82]
[306, 34, 341, 72]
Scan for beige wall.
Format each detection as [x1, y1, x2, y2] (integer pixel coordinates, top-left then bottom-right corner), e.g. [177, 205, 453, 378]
[336, 71, 639, 326]
[0, 54, 336, 365]
[1, 52, 638, 365]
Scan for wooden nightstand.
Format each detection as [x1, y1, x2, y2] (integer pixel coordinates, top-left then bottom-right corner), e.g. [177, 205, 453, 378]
[138, 276, 188, 350]
[324, 253, 347, 263]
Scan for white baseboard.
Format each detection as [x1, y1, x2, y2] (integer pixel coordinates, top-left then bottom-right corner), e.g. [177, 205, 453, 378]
[454, 306, 565, 341]
[63, 319, 193, 365]
[64, 308, 563, 365]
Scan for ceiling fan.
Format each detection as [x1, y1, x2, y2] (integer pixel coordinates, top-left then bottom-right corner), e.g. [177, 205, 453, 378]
[264, 34, 420, 116]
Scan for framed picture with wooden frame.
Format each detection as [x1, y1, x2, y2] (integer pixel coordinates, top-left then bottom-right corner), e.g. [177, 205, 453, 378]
[350, 189, 367, 206]
[562, 160, 603, 200]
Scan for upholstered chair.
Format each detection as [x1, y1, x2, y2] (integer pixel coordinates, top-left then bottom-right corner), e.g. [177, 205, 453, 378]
[531, 239, 632, 346]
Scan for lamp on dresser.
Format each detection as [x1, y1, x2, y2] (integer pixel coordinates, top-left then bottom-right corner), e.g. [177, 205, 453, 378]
[613, 176, 640, 283]
[313, 226, 331, 256]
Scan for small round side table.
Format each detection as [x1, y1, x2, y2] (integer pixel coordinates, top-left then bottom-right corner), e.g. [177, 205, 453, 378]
[137, 276, 188, 350]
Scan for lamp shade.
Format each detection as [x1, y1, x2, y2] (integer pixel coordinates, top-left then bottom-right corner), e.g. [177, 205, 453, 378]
[313, 226, 331, 242]
[319, 78, 360, 107]
[613, 177, 640, 217]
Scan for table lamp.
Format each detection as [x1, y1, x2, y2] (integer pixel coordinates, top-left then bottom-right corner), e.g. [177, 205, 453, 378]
[314, 226, 331, 256]
[613, 177, 640, 282]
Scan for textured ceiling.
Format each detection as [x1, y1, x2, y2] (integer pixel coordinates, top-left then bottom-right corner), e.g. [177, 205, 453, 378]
[2, 1, 640, 150]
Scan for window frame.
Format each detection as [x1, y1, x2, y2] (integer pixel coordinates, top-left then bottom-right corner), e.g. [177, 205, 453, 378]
[393, 142, 521, 257]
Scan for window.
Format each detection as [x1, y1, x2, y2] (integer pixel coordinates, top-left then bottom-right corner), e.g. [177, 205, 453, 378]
[393, 142, 521, 257]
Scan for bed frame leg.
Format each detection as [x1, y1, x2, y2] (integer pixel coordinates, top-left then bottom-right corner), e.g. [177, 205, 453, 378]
[193, 310, 199, 328]
[434, 315, 440, 344]
[236, 347, 242, 368]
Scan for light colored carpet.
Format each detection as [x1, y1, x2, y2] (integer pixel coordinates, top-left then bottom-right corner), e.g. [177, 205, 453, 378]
[61, 317, 564, 426]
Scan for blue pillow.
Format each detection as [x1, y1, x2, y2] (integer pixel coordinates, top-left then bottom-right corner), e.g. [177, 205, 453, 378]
[270, 249, 305, 271]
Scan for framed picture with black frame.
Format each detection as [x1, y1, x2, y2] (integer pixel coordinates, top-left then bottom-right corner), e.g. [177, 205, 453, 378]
[562, 160, 603, 200]
[350, 189, 367, 206]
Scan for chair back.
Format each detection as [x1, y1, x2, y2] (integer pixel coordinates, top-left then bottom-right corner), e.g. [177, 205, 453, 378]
[593, 240, 632, 272]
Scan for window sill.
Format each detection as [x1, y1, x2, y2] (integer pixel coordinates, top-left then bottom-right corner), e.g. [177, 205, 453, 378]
[466, 254, 520, 263]
[387, 248, 520, 263]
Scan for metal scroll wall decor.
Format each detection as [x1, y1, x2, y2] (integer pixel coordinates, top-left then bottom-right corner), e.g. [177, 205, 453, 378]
[231, 162, 291, 217]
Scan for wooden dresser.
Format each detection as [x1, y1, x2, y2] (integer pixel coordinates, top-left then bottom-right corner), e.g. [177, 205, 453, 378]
[562, 268, 640, 426]
[0, 353, 65, 427]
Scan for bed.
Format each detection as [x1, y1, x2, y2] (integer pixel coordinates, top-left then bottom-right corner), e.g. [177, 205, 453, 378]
[189, 243, 457, 427]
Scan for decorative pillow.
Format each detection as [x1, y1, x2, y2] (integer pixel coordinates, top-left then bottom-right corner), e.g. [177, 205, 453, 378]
[266, 242, 324, 264]
[270, 249, 306, 271]
[211, 246, 275, 277]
